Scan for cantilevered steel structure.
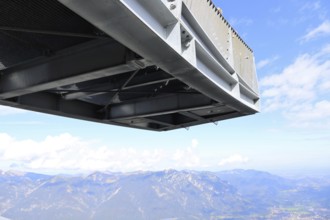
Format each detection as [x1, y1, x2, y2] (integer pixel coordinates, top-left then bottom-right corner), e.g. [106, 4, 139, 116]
[0, 0, 259, 131]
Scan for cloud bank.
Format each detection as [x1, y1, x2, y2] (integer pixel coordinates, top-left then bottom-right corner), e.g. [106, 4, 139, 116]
[0, 134, 248, 173]
[301, 20, 330, 42]
[0, 133, 167, 172]
[261, 45, 330, 128]
[257, 56, 279, 69]
[218, 154, 249, 167]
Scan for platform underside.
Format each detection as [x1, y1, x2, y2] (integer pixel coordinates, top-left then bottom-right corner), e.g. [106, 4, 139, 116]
[0, 0, 259, 131]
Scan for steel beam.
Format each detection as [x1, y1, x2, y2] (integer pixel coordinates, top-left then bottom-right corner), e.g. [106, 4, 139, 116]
[0, 91, 240, 132]
[106, 93, 215, 120]
[2, 92, 101, 120]
[143, 118, 174, 127]
[179, 111, 206, 121]
[106, 69, 140, 106]
[63, 71, 175, 100]
[0, 40, 149, 99]
[59, 0, 259, 114]
[146, 113, 195, 126]
[0, 26, 108, 39]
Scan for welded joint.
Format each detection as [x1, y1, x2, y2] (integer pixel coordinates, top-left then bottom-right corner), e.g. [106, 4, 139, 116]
[125, 50, 153, 70]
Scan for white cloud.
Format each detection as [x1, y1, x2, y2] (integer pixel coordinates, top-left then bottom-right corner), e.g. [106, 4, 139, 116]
[286, 101, 330, 128]
[172, 139, 200, 168]
[218, 154, 249, 167]
[260, 45, 330, 128]
[0, 135, 209, 173]
[191, 139, 199, 148]
[300, 1, 321, 12]
[0, 106, 26, 116]
[295, 1, 327, 24]
[0, 133, 168, 172]
[320, 80, 330, 91]
[301, 20, 330, 42]
[257, 56, 279, 69]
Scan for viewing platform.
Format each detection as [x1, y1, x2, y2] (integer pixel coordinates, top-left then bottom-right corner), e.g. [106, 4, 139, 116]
[0, 0, 259, 131]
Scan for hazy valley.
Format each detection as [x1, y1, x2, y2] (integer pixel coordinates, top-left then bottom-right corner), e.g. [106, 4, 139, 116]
[0, 169, 329, 220]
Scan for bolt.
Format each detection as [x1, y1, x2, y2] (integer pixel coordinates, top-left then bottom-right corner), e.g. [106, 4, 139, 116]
[184, 41, 191, 48]
[170, 4, 176, 10]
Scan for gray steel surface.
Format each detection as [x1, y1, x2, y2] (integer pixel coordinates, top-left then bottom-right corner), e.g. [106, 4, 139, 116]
[0, 0, 259, 131]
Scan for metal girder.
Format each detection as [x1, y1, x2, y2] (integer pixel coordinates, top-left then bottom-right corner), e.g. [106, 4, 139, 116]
[2, 92, 101, 120]
[0, 26, 108, 39]
[146, 113, 195, 126]
[0, 91, 228, 132]
[143, 117, 174, 127]
[106, 93, 215, 120]
[0, 39, 150, 99]
[179, 111, 206, 121]
[106, 69, 140, 106]
[0, 0, 260, 131]
[58, 0, 259, 115]
[110, 108, 240, 131]
[63, 71, 175, 100]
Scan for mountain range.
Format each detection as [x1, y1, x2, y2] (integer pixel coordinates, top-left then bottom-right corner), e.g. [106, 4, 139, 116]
[0, 169, 329, 220]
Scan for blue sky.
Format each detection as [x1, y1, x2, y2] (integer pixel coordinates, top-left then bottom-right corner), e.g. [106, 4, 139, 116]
[0, 0, 330, 175]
